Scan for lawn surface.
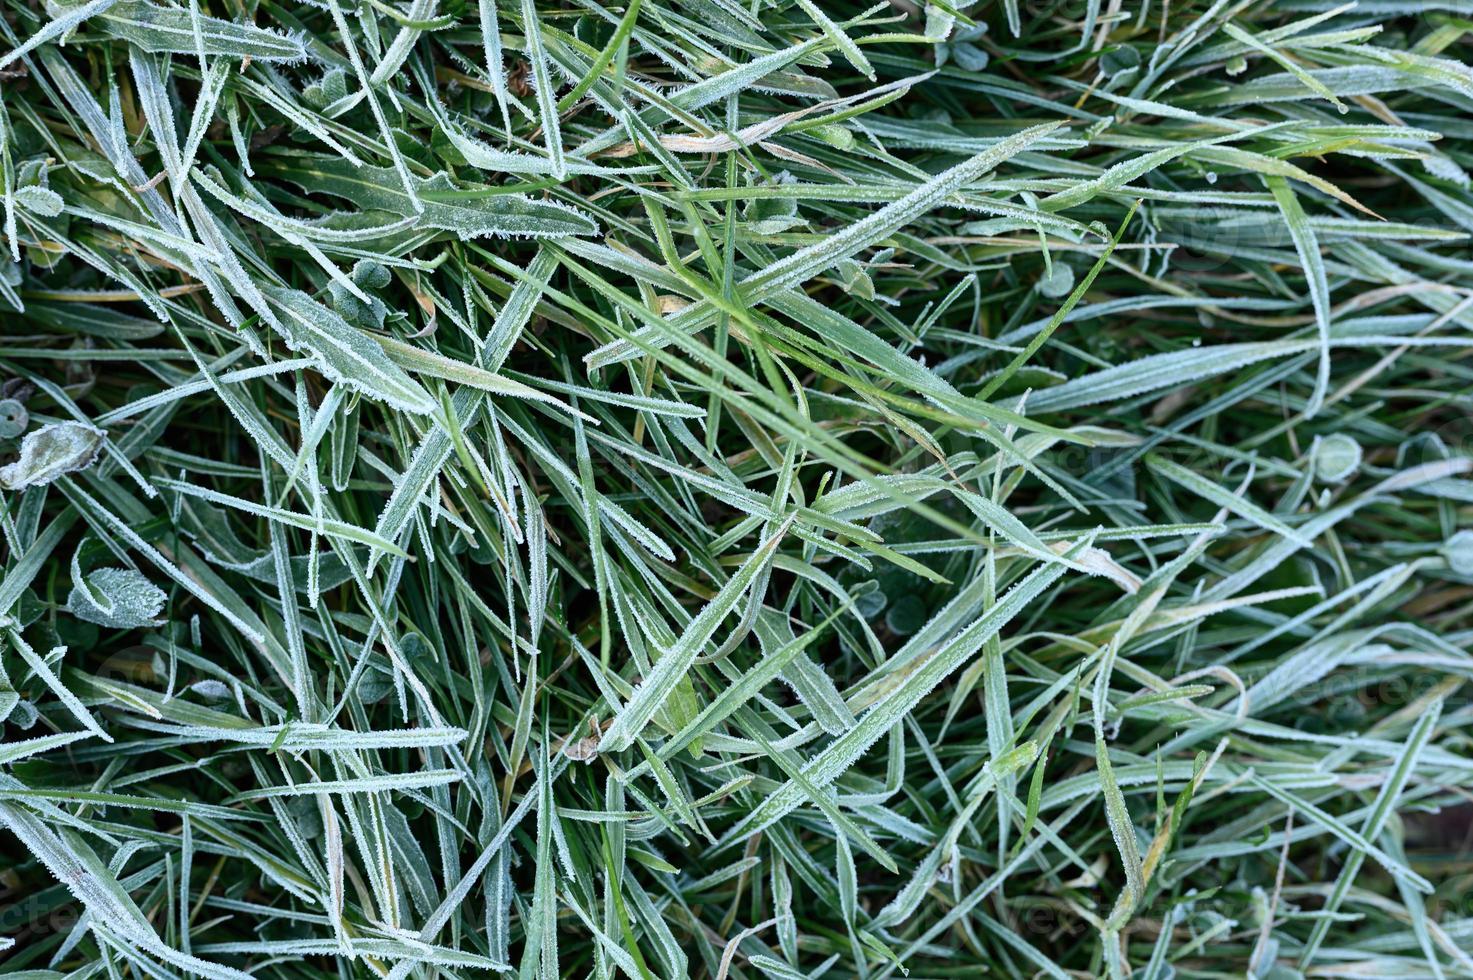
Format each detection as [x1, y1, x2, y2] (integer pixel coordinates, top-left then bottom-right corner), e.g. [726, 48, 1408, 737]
[1, 1, 1472, 978]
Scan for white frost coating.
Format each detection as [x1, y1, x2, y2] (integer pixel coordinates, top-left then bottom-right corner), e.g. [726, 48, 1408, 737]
[260, 286, 437, 415]
[717, 555, 1071, 846]
[155, 722, 470, 750]
[44, 0, 310, 62]
[69, 567, 168, 628]
[600, 516, 795, 752]
[748, 122, 1064, 295]
[520, 0, 566, 179]
[0, 421, 105, 489]
[13, 186, 64, 217]
[586, 122, 1063, 369]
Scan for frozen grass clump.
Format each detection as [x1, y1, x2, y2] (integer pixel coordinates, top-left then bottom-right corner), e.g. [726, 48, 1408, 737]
[1, 1, 1472, 978]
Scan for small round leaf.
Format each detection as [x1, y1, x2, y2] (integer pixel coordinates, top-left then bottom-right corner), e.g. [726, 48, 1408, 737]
[1314, 434, 1361, 484]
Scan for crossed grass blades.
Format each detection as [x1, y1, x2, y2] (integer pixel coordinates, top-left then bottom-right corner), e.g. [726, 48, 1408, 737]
[0, 0, 1471, 976]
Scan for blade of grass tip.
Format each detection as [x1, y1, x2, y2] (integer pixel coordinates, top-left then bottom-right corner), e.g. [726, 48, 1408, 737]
[1222, 21, 1348, 114]
[556, 0, 644, 114]
[369, 250, 557, 573]
[976, 201, 1140, 402]
[586, 120, 1066, 369]
[746, 123, 1064, 297]
[599, 515, 795, 753]
[1145, 455, 1313, 548]
[1299, 698, 1444, 968]
[322, 0, 423, 213]
[792, 0, 873, 80]
[4, 625, 111, 742]
[718, 551, 1077, 849]
[519, 0, 566, 180]
[622, 608, 844, 779]
[741, 709, 897, 873]
[1266, 175, 1333, 417]
[369, 0, 439, 84]
[0, 0, 119, 72]
[478, 0, 514, 133]
[155, 478, 412, 557]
